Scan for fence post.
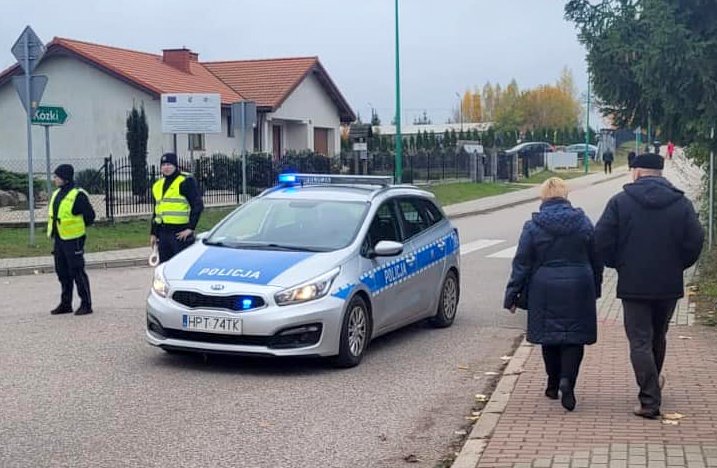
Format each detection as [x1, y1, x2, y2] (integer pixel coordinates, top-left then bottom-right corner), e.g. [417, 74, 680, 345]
[104, 156, 112, 222]
[427, 152, 431, 182]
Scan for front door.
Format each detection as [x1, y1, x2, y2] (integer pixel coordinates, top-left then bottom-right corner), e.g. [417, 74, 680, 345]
[313, 128, 329, 155]
[272, 125, 282, 160]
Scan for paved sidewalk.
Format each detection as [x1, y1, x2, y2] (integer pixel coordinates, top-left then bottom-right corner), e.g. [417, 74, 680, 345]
[0, 169, 627, 276]
[452, 153, 716, 468]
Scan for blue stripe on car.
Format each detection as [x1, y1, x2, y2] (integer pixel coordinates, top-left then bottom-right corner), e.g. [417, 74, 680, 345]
[184, 248, 313, 285]
[331, 231, 459, 299]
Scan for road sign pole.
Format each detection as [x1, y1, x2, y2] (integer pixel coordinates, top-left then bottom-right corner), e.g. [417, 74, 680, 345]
[44, 125, 52, 196]
[24, 35, 36, 245]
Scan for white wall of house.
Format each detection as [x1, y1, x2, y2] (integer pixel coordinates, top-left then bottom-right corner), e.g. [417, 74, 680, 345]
[0, 54, 247, 170]
[267, 72, 341, 156]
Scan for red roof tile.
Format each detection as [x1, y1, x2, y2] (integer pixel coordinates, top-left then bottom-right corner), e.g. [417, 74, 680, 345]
[53, 38, 243, 104]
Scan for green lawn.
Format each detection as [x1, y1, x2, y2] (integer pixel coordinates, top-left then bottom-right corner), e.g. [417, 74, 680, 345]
[426, 182, 522, 205]
[0, 207, 236, 259]
[521, 169, 589, 185]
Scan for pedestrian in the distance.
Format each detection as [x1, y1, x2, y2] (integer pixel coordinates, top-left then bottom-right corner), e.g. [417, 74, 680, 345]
[627, 151, 637, 169]
[150, 153, 204, 263]
[603, 148, 614, 174]
[595, 153, 704, 419]
[667, 140, 675, 160]
[504, 177, 603, 411]
[48, 164, 96, 316]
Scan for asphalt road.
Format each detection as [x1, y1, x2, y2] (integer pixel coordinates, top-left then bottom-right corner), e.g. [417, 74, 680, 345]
[0, 174, 629, 468]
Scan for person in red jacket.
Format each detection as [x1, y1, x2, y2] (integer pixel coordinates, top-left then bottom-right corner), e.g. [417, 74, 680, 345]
[667, 141, 675, 160]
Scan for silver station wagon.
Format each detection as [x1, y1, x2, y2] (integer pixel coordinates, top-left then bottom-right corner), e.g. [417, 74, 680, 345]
[146, 174, 461, 367]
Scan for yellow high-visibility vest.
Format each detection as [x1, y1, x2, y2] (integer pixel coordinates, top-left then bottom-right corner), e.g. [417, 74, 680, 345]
[47, 188, 87, 240]
[153, 173, 190, 225]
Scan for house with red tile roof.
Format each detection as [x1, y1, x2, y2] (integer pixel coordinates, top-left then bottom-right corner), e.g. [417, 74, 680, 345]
[0, 37, 355, 165]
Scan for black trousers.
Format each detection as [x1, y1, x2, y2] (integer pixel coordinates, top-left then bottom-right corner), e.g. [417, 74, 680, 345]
[53, 236, 91, 308]
[604, 161, 613, 174]
[542, 344, 585, 389]
[622, 299, 677, 410]
[157, 227, 194, 263]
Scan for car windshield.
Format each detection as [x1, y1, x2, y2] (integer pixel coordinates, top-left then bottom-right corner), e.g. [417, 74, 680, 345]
[206, 198, 369, 252]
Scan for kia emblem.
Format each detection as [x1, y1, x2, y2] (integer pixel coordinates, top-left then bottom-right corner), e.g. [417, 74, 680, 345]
[210, 284, 224, 291]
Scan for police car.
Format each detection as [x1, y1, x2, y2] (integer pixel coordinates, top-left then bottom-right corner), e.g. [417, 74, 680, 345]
[146, 174, 460, 367]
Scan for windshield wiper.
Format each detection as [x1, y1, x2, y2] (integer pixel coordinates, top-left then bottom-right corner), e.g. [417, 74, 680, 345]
[231, 242, 326, 252]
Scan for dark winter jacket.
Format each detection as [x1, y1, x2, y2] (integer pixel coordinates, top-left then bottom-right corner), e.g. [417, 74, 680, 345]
[594, 176, 704, 300]
[504, 198, 603, 345]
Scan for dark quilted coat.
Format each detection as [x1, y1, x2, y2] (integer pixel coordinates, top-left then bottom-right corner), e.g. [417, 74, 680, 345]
[504, 198, 603, 345]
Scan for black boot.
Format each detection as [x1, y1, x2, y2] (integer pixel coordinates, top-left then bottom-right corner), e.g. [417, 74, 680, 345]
[51, 303, 73, 315]
[545, 377, 559, 400]
[74, 304, 93, 316]
[559, 377, 576, 411]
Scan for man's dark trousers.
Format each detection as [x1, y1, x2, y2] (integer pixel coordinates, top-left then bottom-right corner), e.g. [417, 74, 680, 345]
[53, 236, 91, 308]
[622, 299, 677, 411]
[157, 228, 194, 263]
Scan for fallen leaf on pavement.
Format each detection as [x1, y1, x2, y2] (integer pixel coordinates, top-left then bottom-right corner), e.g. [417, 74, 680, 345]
[484, 371, 500, 376]
[457, 365, 470, 370]
[663, 413, 685, 420]
[661, 419, 679, 426]
[471, 411, 482, 417]
[678, 336, 693, 340]
[500, 355, 512, 361]
[403, 454, 420, 463]
[454, 429, 467, 436]
[474, 394, 488, 402]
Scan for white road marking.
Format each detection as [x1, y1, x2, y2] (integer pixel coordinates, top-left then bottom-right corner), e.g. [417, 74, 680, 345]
[487, 246, 518, 259]
[459, 239, 505, 256]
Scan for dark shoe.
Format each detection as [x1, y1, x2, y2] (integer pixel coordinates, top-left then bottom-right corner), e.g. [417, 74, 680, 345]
[50, 304, 73, 315]
[559, 378, 576, 411]
[74, 305, 93, 316]
[633, 405, 660, 420]
[545, 387, 559, 400]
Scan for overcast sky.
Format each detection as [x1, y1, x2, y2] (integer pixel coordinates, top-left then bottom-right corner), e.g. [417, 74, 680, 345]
[1, 0, 590, 125]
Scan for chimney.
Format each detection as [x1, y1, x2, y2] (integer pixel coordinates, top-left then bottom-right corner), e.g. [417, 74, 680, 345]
[162, 48, 198, 73]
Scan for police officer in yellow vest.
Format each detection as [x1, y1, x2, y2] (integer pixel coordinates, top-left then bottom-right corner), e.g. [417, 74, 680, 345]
[48, 164, 96, 316]
[150, 153, 204, 263]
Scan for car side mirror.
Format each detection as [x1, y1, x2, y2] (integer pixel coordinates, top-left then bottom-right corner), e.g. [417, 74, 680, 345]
[371, 240, 404, 258]
[195, 231, 209, 242]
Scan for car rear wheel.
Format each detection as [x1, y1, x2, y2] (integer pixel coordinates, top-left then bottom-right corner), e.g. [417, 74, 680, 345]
[332, 295, 370, 368]
[430, 270, 459, 328]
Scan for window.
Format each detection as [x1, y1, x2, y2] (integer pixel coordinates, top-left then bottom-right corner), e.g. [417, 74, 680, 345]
[397, 198, 431, 239]
[188, 134, 205, 151]
[421, 199, 445, 226]
[362, 202, 401, 255]
[227, 114, 235, 138]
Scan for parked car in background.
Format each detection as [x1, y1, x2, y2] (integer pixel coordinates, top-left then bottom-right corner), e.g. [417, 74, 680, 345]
[505, 142, 554, 157]
[565, 143, 598, 159]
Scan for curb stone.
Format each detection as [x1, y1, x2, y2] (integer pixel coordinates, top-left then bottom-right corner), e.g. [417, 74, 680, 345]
[451, 339, 534, 468]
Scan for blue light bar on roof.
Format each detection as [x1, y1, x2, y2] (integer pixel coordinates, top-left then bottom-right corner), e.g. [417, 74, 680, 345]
[276, 173, 394, 187]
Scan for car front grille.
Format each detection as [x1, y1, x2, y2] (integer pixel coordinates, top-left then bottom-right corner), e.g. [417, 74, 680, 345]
[172, 291, 266, 312]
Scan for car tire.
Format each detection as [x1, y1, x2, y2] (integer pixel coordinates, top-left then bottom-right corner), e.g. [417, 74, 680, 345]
[430, 270, 459, 328]
[332, 295, 371, 368]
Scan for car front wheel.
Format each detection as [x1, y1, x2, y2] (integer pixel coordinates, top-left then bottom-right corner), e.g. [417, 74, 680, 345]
[332, 295, 370, 368]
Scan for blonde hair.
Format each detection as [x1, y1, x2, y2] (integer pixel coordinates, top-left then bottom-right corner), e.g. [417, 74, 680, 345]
[540, 177, 569, 201]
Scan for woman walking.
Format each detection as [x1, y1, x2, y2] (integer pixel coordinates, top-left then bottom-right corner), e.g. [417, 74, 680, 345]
[504, 178, 603, 411]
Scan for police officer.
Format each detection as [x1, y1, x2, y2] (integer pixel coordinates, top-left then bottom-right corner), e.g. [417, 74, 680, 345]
[48, 164, 96, 316]
[150, 153, 204, 263]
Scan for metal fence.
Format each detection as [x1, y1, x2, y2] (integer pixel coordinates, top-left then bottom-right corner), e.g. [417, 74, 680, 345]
[1, 149, 477, 224]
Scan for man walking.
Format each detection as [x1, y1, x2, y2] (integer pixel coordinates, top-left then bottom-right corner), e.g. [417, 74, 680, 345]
[48, 164, 96, 316]
[602, 148, 614, 174]
[150, 153, 204, 263]
[595, 153, 704, 419]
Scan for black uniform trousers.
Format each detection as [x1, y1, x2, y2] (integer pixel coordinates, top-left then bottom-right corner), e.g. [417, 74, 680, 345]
[604, 161, 613, 174]
[542, 344, 585, 390]
[622, 299, 677, 411]
[157, 227, 194, 263]
[53, 236, 91, 307]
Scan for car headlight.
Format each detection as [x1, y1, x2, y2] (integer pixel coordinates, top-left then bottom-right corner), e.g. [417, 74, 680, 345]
[152, 266, 170, 298]
[275, 268, 340, 306]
